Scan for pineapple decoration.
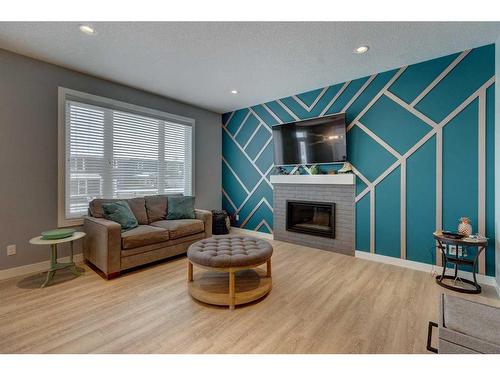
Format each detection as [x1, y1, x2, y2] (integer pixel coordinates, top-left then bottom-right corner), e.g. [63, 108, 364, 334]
[458, 217, 473, 236]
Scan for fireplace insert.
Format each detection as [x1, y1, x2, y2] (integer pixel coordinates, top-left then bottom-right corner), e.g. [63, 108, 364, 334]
[286, 200, 335, 238]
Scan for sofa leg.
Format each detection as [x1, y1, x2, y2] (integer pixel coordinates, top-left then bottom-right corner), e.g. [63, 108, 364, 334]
[427, 321, 438, 353]
[106, 271, 121, 280]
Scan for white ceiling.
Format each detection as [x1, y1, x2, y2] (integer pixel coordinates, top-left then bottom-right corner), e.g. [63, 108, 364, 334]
[0, 22, 499, 113]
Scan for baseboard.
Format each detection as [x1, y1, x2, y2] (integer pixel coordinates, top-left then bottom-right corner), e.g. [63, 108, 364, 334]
[355, 250, 498, 288]
[230, 226, 274, 240]
[0, 253, 84, 281]
[494, 279, 500, 298]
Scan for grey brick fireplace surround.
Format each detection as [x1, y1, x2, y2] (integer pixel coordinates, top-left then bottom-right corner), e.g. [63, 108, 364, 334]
[271, 175, 355, 256]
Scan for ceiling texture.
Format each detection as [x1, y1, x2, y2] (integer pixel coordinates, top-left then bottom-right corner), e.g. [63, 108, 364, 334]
[0, 22, 499, 113]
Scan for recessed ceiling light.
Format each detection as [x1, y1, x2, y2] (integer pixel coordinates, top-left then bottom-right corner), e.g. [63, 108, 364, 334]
[79, 24, 96, 35]
[230, 89, 239, 95]
[354, 45, 369, 54]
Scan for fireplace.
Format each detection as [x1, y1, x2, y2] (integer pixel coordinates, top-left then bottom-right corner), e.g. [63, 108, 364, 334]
[286, 200, 335, 238]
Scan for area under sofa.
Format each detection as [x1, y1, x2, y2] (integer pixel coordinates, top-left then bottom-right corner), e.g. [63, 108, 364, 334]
[83, 195, 212, 279]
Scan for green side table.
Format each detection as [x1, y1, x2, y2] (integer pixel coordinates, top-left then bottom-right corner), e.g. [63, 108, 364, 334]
[29, 231, 86, 288]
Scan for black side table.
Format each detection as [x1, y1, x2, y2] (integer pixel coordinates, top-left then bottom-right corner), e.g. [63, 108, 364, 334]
[433, 231, 488, 294]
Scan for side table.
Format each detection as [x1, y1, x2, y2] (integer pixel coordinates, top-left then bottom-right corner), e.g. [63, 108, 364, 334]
[433, 231, 488, 294]
[29, 231, 86, 288]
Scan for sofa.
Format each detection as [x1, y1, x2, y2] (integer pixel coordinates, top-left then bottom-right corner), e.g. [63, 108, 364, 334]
[427, 294, 500, 354]
[83, 195, 212, 279]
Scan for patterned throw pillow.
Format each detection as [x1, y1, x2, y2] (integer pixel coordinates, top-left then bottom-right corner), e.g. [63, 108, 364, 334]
[102, 201, 139, 231]
[166, 196, 196, 220]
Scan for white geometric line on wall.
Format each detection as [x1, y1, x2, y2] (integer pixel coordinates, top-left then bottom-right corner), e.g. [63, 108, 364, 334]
[255, 219, 273, 234]
[410, 50, 471, 107]
[222, 188, 238, 211]
[478, 90, 486, 274]
[370, 188, 376, 253]
[384, 91, 438, 129]
[346, 67, 407, 131]
[233, 110, 252, 138]
[243, 123, 264, 150]
[277, 98, 300, 121]
[438, 77, 495, 126]
[355, 120, 402, 159]
[319, 81, 351, 117]
[342, 74, 377, 113]
[351, 165, 372, 190]
[235, 164, 274, 213]
[435, 126, 443, 267]
[222, 156, 250, 195]
[261, 103, 283, 124]
[293, 86, 329, 111]
[252, 137, 273, 163]
[249, 107, 272, 130]
[400, 158, 407, 260]
[224, 110, 235, 127]
[240, 197, 273, 228]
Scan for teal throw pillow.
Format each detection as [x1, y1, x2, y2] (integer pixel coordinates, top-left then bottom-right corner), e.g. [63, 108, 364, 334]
[102, 201, 138, 231]
[166, 196, 196, 220]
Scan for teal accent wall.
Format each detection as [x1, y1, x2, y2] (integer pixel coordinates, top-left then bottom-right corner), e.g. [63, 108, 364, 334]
[222, 44, 496, 276]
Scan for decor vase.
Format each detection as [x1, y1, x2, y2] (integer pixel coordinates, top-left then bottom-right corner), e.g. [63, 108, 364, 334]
[457, 217, 472, 236]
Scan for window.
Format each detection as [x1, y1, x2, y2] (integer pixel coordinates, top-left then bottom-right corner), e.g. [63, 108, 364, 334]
[58, 88, 194, 226]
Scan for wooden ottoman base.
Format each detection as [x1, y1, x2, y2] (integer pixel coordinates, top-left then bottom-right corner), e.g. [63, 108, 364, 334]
[188, 260, 272, 310]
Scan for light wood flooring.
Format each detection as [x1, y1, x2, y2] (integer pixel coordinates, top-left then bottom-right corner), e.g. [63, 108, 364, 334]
[1, 237, 499, 354]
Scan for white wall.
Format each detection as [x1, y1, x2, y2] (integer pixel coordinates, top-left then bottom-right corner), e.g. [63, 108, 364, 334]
[0, 49, 221, 270]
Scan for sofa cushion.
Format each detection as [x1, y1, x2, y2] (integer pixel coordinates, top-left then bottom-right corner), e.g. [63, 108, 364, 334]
[121, 225, 170, 249]
[89, 197, 148, 225]
[102, 201, 138, 232]
[442, 294, 500, 346]
[151, 219, 204, 240]
[166, 196, 196, 220]
[145, 194, 182, 223]
[121, 232, 205, 258]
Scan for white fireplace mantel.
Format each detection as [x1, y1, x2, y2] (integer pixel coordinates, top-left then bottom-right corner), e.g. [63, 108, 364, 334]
[269, 174, 355, 185]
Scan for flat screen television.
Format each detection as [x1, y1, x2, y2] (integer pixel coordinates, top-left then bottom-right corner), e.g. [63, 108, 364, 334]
[272, 113, 347, 166]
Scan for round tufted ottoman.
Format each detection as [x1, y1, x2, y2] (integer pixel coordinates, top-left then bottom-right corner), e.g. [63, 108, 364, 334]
[187, 235, 273, 310]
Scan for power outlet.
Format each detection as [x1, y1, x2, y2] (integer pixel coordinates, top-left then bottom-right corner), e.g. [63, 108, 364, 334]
[447, 245, 463, 257]
[7, 244, 16, 256]
[236, 214, 240, 221]
[448, 245, 456, 256]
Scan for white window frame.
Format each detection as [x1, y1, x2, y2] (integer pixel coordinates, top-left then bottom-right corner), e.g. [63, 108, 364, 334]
[58, 87, 195, 227]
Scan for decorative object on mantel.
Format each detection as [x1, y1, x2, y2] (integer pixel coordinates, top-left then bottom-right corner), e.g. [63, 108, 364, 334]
[328, 170, 337, 175]
[293, 168, 300, 175]
[310, 165, 320, 175]
[457, 217, 473, 236]
[275, 166, 288, 175]
[337, 162, 353, 174]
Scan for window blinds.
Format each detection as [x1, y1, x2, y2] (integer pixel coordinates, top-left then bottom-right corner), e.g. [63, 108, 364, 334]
[65, 100, 193, 219]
